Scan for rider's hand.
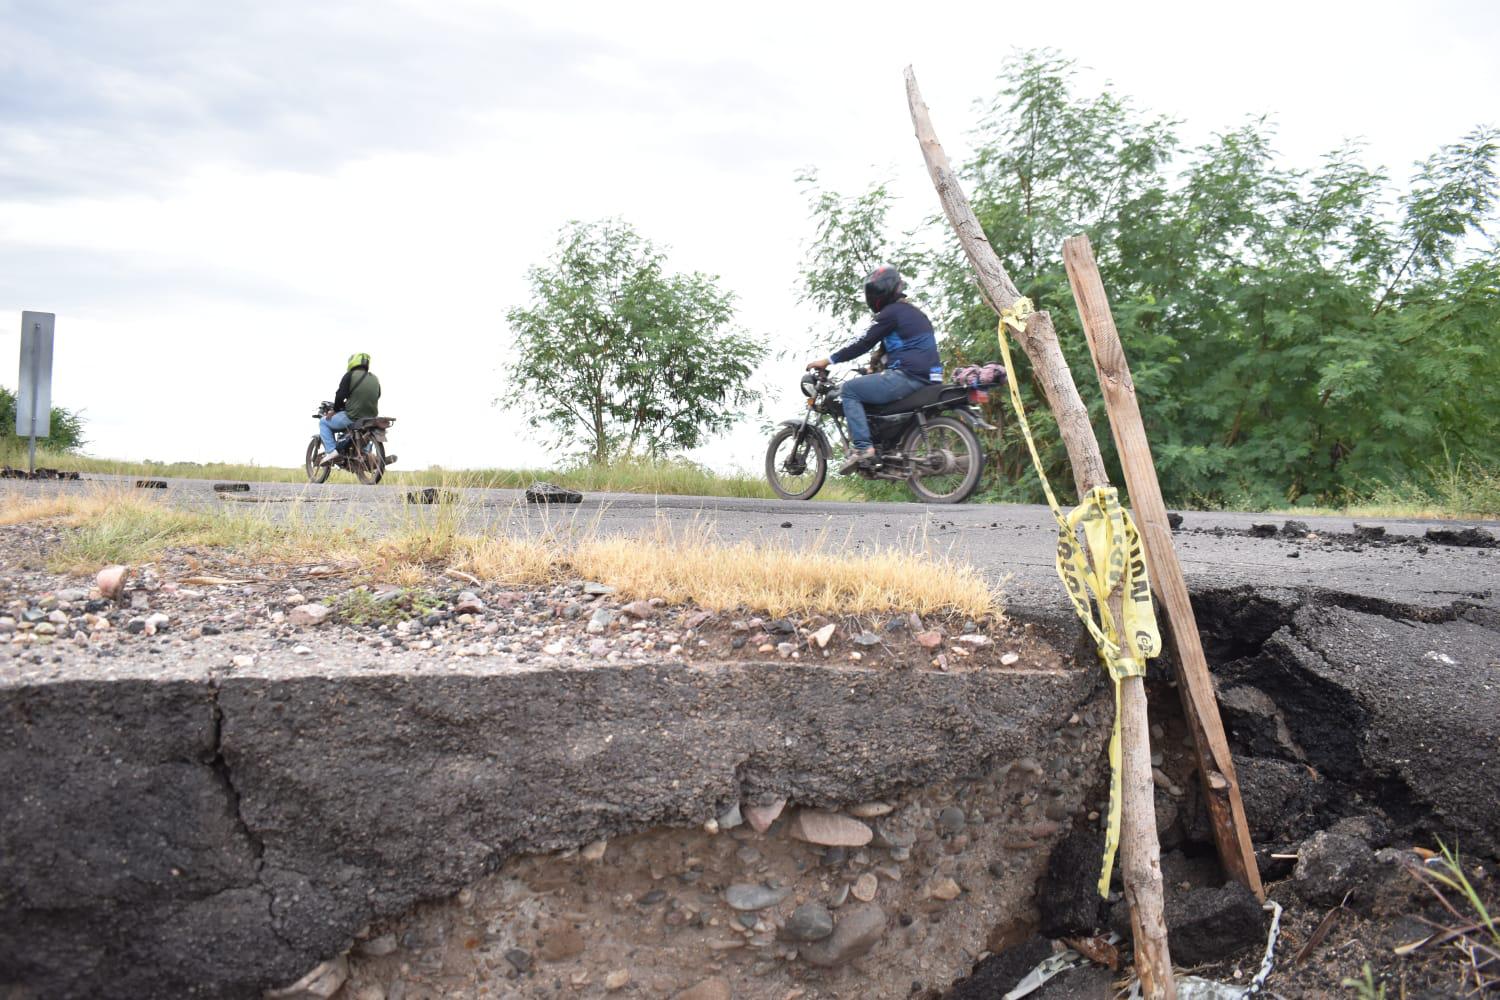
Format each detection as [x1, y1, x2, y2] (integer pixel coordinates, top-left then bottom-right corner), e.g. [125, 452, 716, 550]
[805, 358, 830, 371]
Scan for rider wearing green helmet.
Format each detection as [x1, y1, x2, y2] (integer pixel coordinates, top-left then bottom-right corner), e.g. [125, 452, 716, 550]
[318, 353, 382, 465]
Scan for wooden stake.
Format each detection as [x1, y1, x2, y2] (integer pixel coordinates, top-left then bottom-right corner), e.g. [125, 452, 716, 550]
[1063, 233, 1265, 899]
[904, 67, 1176, 999]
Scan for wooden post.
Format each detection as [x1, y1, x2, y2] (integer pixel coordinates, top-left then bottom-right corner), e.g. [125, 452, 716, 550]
[904, 68, 1176, 999]
[1063, 234, 1265, 900]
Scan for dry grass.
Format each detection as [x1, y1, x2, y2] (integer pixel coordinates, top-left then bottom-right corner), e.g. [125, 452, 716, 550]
[0, 488, 1001, 618]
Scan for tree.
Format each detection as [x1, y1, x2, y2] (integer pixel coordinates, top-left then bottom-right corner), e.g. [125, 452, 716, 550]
[505, 219, 766, 465]
[800, 50, 1500, 509]
[0, 386, 86, 455]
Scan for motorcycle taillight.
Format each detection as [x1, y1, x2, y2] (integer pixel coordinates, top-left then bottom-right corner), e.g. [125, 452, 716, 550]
[967, 388, 990, 404]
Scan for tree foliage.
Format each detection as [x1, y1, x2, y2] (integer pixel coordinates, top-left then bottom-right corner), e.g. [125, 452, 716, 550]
[505, 219, 765, 465]
[0, 386, 86, 454]
[801, 50, 1500, 508]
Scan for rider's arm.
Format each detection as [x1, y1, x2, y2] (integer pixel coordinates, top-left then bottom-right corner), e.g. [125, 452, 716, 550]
[332, 371, 353, 413]
[829, 311, 896, 365]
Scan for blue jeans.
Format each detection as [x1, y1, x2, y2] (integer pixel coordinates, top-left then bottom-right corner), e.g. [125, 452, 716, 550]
[841, 369, 927, 450]
[319, 411, 352, 455]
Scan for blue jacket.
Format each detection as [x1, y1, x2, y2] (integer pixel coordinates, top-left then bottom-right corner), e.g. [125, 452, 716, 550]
[830, 300, 943, 382]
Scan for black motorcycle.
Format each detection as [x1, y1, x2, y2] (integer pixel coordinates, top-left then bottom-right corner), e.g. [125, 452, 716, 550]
[765, 368, 993, 503]
[305, 402, 397, 485]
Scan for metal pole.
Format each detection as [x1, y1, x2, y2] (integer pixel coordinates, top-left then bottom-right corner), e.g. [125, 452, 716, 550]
[27, 319, 41, 475]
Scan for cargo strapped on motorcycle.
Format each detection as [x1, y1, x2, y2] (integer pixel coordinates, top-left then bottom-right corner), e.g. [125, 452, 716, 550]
[996, 297, 1163, 898]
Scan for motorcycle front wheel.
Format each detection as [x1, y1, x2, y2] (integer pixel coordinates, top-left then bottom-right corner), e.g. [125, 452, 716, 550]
[765, 425, 827, 500]
[305, 437, 331, 484]
[353, 441, 386, 485]
[903, 416, 984, 504]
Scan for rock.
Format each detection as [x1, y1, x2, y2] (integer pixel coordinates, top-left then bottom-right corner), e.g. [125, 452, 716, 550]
[937, 806, 967, 835]
[1281, 520, 1310, 537]
[956, 634, 991, 646]
[674, 978, 732, 1000]
[540, 923, 585, 959]
[356, 933, 397, 957]
[289, 604, 331, 627]
[504, 947, 533, 973]
[1167, 512, 1184, 530]
[586, 607, 615, 634]
[928, 876, 962, 901]
[787, 810, 872, 847]
[798, 904, 887, 968]
[1352, 523, 1386, 541]
[743, 797, 786, 833]
[810, 623, 837, 648]
[724, 883, 791, 911]
[852, 872, 878, 902]
[1000, 652, 1020, 665]
[782, 903, 834, 942]
[849, 801, 892, 818]
[1233, 755, 1331, 843]
[1166, 882, 1267, 965]
[582, 582, 615, 596]
[96, 565, 129, 601]
[915, 630, 943, 649]
[1248, 523, 1277, 538]
[623, 600, 655, 619]
[1037, 828, 1107, 937]
[231, 654, 255, 669]
[1218, 684, 1303, 760]
[853, 631, 881, 647]
[581, 838, 608, 862]
[453, 596, 485, 615]
[293, 645, 314, 657]
[144, 612, 170, 635]
[264, 955, 348, 999]
[1294, 829, 1376, 906]
[604, 969, 631, 991]
[717, 802, 743, 830]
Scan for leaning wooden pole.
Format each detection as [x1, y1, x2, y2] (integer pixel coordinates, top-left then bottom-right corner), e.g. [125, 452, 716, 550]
[1063, 234, 1265, 899]
[904, 67, 1175, 999]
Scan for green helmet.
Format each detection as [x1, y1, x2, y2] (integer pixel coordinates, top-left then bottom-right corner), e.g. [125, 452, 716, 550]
[347, 352, 371, 371]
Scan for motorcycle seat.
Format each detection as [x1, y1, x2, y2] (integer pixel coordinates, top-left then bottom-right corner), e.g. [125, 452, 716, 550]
[351, 416, 394, 430]
[864, 383, 967, 417]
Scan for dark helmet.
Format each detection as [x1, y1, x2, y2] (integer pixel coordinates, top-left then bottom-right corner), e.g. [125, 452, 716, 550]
[863, 265, 907, 313]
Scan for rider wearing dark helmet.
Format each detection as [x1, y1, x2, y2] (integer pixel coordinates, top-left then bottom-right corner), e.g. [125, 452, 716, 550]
[807, 266, 942, 473]
[318, 352, 382, 466]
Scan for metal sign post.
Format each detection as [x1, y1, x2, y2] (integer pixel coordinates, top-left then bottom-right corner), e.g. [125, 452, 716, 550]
[17, 312, 55, 476]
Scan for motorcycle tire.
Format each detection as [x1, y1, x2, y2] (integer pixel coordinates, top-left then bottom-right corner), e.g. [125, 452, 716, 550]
[354, 441, 386, 485]
[764, 425, 827, 501]
[902, 415, 984, 504]
[305, 437, 331, 484]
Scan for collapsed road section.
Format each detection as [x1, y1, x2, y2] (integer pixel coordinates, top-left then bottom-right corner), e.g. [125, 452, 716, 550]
[0, 647, 1106, 999]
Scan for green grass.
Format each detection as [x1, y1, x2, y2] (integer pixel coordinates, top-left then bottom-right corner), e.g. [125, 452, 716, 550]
[1, 445, 865, 502]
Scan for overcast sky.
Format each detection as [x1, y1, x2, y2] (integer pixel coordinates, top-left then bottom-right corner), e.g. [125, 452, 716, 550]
[2, 0, 1497, 473]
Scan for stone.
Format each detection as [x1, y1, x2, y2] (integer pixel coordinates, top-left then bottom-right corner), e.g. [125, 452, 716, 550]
[849, 801, 892, 818]
[581, 839, 608, 862]
[717, 802, 744, 830]
[851, 872, 878, 902]
[914, 630, 943, 649]
[586, 608, 615, 634]
[453, 596, 485, 615]
[583, 582, 615, 596]
[810, 623, 836, 648]
[293, 645, 314, 657]
[787, 810, 872, 847]
[928, 877, 961, 901]
[144, 612, 170, 635]
[264, 956, 348, 999]
[853, 631, 881, 647]
[623, 600, 655, 619]
[504, 947, 533, 973]
[937, 806, 967, 835]
[356, 933, 397, 957]
[725, 883, 790, 911]
[674, 978, 732, 1000]
[96, 565, 128, 601]
[782, 903, 834, 942]
[1294, 829, 1376, 906]
[231, 654, 255, 669]
[743, 797, 786, 833]
[1000, 652, 1020, 666]
[798, 904, 886, 968]
[1166, 882, 1267, 965]
[289, 604, 332, 627]
[604, 969, 631, 991]
[956, 634, 992, 646]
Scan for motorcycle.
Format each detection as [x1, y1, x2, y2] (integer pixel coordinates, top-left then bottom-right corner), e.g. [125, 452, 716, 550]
[305, 402, 397, 485]
[765, 367, 995, 503]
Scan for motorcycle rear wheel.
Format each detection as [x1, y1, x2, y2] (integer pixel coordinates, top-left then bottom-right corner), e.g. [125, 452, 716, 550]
[903, 416, 984, 504]
[305, 437, 331, 484]
[765, 426, 827, 501]
[353, 441, 386, 485]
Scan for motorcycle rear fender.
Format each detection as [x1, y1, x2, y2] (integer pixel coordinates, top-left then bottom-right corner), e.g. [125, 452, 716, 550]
[948, 407, 996, 432]
[778, 419, 831, 455]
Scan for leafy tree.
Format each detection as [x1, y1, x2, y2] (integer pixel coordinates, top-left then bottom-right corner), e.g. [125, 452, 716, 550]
[505, 219, 765, 465]
[0, 385, 86, 454]
[800, 50, 1500, 508]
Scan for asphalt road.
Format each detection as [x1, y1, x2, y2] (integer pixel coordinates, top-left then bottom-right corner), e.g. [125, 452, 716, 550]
[4, 475, 1497, 621]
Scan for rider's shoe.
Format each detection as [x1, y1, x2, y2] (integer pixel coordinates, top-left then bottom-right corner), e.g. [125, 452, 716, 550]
[838, 447, 877, 475]
[318, 451, 340, 466]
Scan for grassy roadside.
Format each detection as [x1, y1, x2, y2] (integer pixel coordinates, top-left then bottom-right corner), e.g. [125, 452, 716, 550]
[0, 446, 870, 503]
[0, 489, 1002, 618]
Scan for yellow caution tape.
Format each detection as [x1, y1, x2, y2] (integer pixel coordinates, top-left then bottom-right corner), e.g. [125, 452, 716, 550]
[996, 301, 1160, 896]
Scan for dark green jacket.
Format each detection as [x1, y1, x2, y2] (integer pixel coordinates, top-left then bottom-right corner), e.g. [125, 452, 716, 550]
[334, 368, 381, 420]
